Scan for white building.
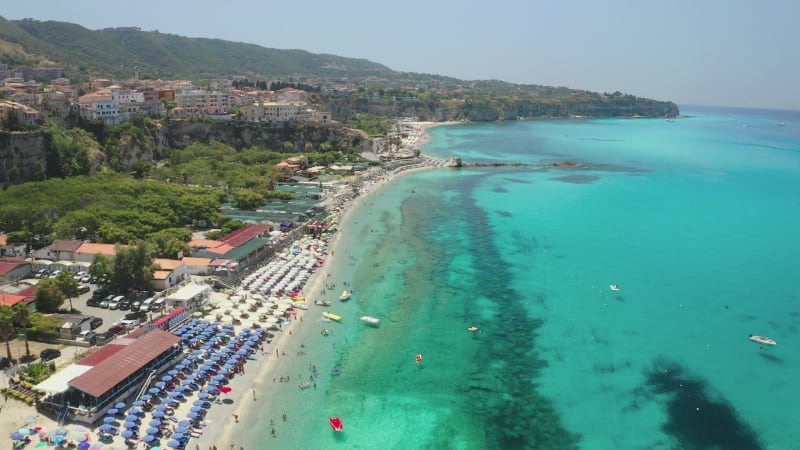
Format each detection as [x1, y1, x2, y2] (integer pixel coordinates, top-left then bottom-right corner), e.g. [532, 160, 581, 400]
[78, 91, 124, 125]
[243, 101, 304, 122]
[175, 89, 231, 112]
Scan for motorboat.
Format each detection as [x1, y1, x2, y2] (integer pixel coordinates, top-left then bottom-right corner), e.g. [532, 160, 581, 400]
[360, 315, 380, 325]
[609, 284, 620, 291]
[329, 416, 344, 432]
[339, 291, 351, 301]
[299, 381, 311, 390]
[467, 326, 479, 332]
[314, 300, 331, 307]
[323, 312, 342, 322]
[749, 335, 776, 346]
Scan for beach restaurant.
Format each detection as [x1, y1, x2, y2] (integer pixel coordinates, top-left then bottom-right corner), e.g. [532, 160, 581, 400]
[35, 329, 182, 424]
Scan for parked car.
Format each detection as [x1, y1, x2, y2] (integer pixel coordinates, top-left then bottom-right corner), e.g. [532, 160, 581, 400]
[118, 298, 132, 311]
[92, 288, 109, 300]
[108, 295, 125, 310]
[118, 318, 140, 330]
[107, 324, 126, 336]
[40, 348, 61, 361]
[73, 271, 87, 281]
[139, 297, 156, 313]
[99, 294, 115, 309]
[150, 298, 166, 313]
[130, 300, 142, 311]
[124, 311, 147, 322]
[86, 297, 101, 307]
[78, 285, 91, 294]
[49, 270, 62, 278]
[89, 317, 103, 330]
[81, 274, 91, 283]
[35, 269, 50, 279]
[95, 332, 114, 346]
[77, 330, 97, 344]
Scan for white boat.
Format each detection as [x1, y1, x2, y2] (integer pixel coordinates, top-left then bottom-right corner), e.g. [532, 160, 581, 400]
[339, 291, 351, 301]
[314, 300, 331, 306]
[749, 335, 776, 346]
[609, 284, 620, 291]
[360, 315, 380, 325]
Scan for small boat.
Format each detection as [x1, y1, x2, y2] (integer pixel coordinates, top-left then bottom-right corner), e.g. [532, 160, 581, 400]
[339, 291, 351, 301]
[314, 300, 331, 306]
[749, 334, 776, 346]
[360, 315, 380, 325]
[329, 416, 344, 432]
[415, 354, 423, 364]
[777, 122, 786, 126]
[467, 326, 479, 332]
[321, 328, 330, 336]
[299, 381, 311, 390]
[323, 312, 342, 322]
[610, 284, 620, 291]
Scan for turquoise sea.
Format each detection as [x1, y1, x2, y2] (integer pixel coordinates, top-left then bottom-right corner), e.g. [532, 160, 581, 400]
[243, 106, 800, 449]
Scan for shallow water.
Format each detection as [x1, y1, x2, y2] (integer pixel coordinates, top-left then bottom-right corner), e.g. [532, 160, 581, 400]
[241, 106, 800, 449]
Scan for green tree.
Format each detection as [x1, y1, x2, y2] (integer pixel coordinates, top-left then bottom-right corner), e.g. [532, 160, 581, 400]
[89, 254, 113, 287]
[13, 304, 31, 358]
[0, 319, 14, 362]
[34, 279, 66, 313]
[111, 241, 154, 293]
[55, 271, 80, 311]
[233, 189, 266, 209]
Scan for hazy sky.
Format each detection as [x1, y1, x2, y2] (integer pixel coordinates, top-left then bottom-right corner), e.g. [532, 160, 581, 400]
[4, 0, 799, 110]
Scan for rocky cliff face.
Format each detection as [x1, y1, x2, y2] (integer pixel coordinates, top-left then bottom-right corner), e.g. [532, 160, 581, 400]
[0, 131, 46, 187]
[324, 98, 680, 121]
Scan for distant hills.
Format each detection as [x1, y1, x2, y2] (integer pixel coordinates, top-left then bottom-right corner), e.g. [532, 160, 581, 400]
[0, 16, 396, 80]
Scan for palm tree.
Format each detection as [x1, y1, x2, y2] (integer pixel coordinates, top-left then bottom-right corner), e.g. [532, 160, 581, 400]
[13, 304, 31, 358]
[0, 320, 15, 362]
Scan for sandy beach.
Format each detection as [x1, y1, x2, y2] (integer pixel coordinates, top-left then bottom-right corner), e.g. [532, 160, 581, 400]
[0, 124, 451, 450]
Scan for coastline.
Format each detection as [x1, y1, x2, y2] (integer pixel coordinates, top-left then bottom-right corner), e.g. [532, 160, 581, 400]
[193, 154, 449, 448]
[0, 123, 452, 450]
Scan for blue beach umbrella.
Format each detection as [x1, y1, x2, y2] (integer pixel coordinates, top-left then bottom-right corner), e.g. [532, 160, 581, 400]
[123, 421, 138, 429]
[54, 428, 67, 436]
[125, 414, 139, 422]
[140, 394, 152, 401]
[155, 381, 166, 388]
[167, 439, 182, 448]
[152, 411, 165, 418]
[99, 424, 115, 432]
[128, 407, 143, 415]
[132, 400, 145, 407]
[177, 420, 191, 427]
[146, 427, 160, 435]
[10, 432, 24, 441]
[148, 419, 162, 427]
[121, 430, 135, 438]
[174, 427, 188, 435]
[142, 435, 157, 443]
[52, 436, 65, 444]
[161, 375, 173, 382]
[186, 412, 200, 420]
[171, 433, 186, 442]
[115, 402, 126, 409]
[168, 370, 179, 376]
[155, 405, 168, 411]
[149, 387, 161, 395]
[197, 393, 209, 399]
[106, 408, 119, 415]
[189, 406, 203, 413]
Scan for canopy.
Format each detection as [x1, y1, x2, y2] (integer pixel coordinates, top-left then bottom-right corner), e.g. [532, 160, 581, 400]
[35, 364, 93, 394]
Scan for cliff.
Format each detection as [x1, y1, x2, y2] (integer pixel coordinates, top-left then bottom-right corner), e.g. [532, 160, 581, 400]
[0, 130, 46, 186]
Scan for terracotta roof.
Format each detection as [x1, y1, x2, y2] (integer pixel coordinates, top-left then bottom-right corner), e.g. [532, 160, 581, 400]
[220, 224, 270, 247]
[0, 259, 29, 276]
[76, 243, 117, 256]
[50, 240, 83, 252]
[206, 243, 234, 255]
[0, 293, 29, 307]
[152, 270, 171, 280]
[153, 259, 184, 270]
[180, 257, 211, 266]
[70, 330, 180, 397]
[77, 343, 128, 366]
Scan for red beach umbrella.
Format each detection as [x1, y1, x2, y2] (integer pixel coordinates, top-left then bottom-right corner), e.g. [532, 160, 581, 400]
[220, 386, 232, 395]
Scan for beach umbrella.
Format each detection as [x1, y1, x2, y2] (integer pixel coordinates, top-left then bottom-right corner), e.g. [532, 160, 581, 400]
[121, 430, 135, 438]
[76, 434, 88, 442]
[154, 405, 168, 411]
[17, 428, 32, 435]
[10, 432, 24, 441]
[220, 386, 232, 395]
[167, 440, 182, 448]
[55, 428, 67, 436]
[78, 442, 91, 450]
[102, 417, 116, 424]
[146, 427, 160, 436]
[197, 393, 210, 400]
[124, 415, 139, 422]
[155, 381, 166, 388]
[98, 424, 116, 433]
[128, 408, 143, 416]
[106, 408, 119, 415]
[142, 435, 157, 443]
[152, 411, 165, 418]
[161, 375, 173, 382]
[132, 400, 145, 407]
[186, 412, 200, 420]
[207, 379, 220, 386]
[171, 433, 186, 442]
[52, 436, 65, 444]
[174, 427, 188, 435]
[177, 420, 191, 428]
[149, 388, 161, 394]
[24, 417, 37, 425]
[168, 370, 179, 376]
[189, 406, 203, 413]
[123, 421, 138, 429]
[149, 418, 162, 426]
[114, 402, 126, 409]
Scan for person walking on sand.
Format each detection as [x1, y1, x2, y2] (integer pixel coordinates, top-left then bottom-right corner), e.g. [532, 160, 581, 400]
[232, 414, 239, 423]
